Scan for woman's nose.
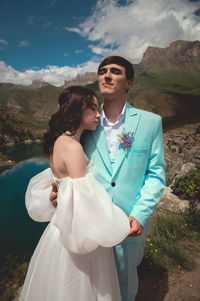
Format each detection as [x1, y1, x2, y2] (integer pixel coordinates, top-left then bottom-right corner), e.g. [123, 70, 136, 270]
[96, 111, 101, 118]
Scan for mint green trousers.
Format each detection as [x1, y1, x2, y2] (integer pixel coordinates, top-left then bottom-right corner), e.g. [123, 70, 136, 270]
[113, 238, 146, 301]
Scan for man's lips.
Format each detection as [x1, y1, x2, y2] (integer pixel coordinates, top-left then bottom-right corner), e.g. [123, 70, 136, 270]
[102, 82, 113, 86]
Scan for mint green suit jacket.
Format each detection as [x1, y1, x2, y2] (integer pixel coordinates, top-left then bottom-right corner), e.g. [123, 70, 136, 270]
[84, 103, 166, 242]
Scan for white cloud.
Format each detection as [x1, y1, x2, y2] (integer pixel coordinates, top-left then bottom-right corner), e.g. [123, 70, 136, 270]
[75, 50, 83, 54]
[64, 52, 68, 57]
[66, 0, 200, 63]
[64, 27, 81, 34]
[0, 39, 8, 45]
[0, 60, 99, 86]
[18, 41, 30, 47]
[44, 21, 52, 28]
[27, 15, 35, 24]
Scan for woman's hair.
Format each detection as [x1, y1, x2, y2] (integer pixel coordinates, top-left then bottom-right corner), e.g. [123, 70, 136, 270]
[43, 86, 96, 157]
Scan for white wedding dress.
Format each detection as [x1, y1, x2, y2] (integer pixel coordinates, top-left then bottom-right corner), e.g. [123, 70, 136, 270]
[20, 162, 130, 301]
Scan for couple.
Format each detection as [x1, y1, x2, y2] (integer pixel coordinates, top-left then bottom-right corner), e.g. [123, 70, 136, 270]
[20, 56, 166, 301]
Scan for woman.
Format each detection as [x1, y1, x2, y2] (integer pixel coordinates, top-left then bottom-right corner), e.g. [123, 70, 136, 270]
[20, 86, 130, 301]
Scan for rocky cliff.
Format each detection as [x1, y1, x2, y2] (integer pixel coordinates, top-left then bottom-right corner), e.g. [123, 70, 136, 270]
[140, 40, 200, 64]
[63, 72, 97, 88]
[28, 80, 51, 89]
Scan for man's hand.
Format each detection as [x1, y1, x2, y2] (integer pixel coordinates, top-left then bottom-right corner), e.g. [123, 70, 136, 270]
[128, 216, 143, 236]
[50, 181, 58, 208]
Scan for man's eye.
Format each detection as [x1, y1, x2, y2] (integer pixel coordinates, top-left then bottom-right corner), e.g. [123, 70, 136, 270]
[110, 68, 121, 74]
[98, 69, 106, 75]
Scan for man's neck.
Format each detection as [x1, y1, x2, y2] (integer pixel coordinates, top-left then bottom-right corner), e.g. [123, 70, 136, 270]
[103, 98, 126, 123]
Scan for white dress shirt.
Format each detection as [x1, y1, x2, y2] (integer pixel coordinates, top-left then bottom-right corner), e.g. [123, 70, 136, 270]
[102, 103, 126, 160]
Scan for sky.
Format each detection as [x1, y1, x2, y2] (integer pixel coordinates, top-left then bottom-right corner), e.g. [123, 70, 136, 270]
[0, 0, 200, 86]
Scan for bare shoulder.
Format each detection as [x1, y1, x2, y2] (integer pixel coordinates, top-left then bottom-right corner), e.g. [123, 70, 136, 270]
[54, 134, 83, 153]
[53, 134, 86, 179]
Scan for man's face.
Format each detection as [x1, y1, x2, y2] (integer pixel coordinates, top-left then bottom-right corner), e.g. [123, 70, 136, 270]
[98, 64, 133, 99]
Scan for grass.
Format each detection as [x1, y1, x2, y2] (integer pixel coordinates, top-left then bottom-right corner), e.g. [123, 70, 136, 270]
[0, 254, 30, 301]
[143, 208, 200, 273]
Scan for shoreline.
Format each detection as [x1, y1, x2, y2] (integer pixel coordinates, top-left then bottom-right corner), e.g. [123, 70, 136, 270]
[0, 139, 42, 168]
[0, 138, 42, 148]
[0, 159, 15, 168]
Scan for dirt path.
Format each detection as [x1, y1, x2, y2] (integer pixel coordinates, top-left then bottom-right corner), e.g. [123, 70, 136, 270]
[136, 246, 200, 301]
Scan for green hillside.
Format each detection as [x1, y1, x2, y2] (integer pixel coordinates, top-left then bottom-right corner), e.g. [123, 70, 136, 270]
[127, 62, 200, 130]
[0, 85, 63, 145]
[0, 58, 200, 146]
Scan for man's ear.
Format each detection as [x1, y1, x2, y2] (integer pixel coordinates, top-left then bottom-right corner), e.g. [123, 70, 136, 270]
[127, 79, 133, 89]
[126, 79, 133, 93]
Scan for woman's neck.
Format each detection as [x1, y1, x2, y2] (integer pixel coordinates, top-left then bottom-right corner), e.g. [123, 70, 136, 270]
[65, 129, 82, 142]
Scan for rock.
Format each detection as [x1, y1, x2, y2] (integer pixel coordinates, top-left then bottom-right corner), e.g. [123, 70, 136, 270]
[164, 122, 200, 185]
[155, 187, 189, 214]
[141, 40, 200, 65]
[63, 72, 97, 88]
[171, 162, 197, 185]
[12, 286, 22, 301]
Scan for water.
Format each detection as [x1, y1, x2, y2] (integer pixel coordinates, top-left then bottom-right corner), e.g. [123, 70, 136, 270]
[0, 145, 50, 258]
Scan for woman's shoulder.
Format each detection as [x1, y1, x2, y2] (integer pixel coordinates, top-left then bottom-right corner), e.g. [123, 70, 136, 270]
[54, 134, 83, 154]
[52, 134, 86, 179]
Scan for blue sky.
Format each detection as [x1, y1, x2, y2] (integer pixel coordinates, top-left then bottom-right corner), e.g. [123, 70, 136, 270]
[0, 0, 200, 86]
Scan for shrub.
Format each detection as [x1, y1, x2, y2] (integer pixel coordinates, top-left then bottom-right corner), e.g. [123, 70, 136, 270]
[171, 166, 200, 201]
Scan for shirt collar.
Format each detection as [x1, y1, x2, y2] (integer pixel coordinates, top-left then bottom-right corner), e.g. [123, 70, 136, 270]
[102, 102, 127, 126]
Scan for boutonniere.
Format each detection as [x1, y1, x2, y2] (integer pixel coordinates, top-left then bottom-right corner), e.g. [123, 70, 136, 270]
[117, 130, 134, 154]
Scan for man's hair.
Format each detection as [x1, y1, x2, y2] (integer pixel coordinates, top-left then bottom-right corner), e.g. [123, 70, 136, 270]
[98, 56, 134, 80]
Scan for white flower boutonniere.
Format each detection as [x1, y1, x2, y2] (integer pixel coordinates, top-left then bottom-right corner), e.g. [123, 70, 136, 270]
[117, 130, 134, 154]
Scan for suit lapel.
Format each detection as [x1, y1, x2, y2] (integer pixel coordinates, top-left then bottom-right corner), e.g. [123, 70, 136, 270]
[92, 116, 112, 174]
[112, 104, 141, 178]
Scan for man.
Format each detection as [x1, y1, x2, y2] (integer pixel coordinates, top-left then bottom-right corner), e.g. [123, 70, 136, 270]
[26, 56, 165, 301]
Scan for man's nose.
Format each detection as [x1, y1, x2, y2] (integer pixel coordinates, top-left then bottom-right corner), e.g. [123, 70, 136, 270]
[104, 69, 112, 79]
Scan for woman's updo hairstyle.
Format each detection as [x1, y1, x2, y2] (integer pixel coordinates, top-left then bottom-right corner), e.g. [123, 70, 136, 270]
[43, 86, 96, 157]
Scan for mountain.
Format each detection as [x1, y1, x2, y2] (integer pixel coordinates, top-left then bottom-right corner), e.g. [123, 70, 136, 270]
[0, 85, 62, 146]
[27, 80, 51, 89]
[141, 40, 200, 64]
[0, 40, 200, 148]
[127, 40, 200, 129]
[63, 72, 97, 88]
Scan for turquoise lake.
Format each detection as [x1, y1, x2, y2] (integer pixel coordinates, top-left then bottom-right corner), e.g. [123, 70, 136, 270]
[0, 144, 50, 258]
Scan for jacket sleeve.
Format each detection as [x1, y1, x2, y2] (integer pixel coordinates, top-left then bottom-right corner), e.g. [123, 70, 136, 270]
[130, 117, 166, 226]
[25, 168, 56, 222]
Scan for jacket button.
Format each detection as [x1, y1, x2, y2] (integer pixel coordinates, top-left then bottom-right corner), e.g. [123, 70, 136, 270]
[111, 182, 116, 187]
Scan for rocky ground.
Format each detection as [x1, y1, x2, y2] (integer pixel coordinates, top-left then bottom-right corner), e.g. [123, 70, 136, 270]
[136, 244, 200, 301]
[163, 122, 200, 185]
[136, 190, 200, 301]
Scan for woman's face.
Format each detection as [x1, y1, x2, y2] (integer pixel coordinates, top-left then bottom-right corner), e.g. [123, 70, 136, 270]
[80, 96, 101, 131]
